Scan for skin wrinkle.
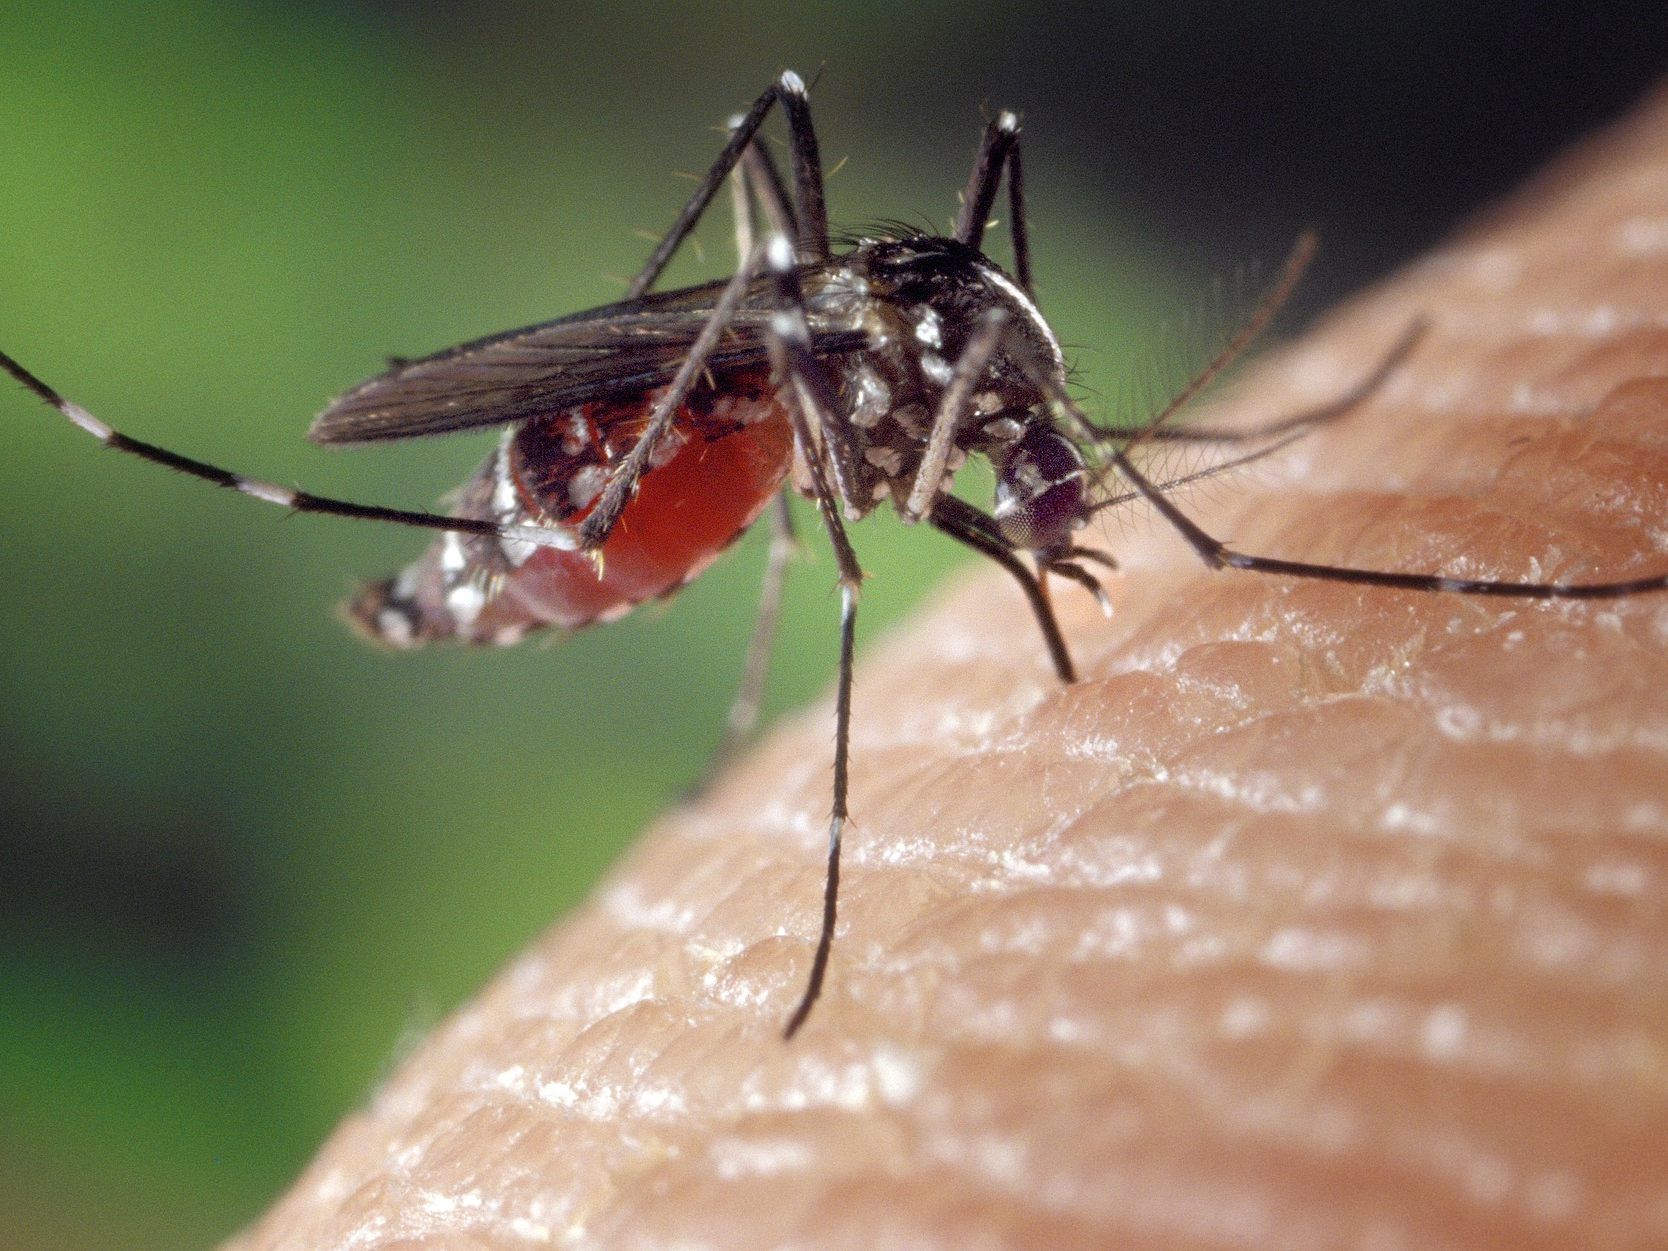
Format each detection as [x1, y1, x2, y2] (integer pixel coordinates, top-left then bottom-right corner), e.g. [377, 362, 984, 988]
[228, 87, 1668, 1251]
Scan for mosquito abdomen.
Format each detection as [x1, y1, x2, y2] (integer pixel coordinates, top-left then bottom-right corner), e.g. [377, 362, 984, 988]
[347, 378, 794, 648]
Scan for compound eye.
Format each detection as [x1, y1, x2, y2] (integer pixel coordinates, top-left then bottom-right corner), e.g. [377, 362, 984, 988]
[994, 425, 1088, 554]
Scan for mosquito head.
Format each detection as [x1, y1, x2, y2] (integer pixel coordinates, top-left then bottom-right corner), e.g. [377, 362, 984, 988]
[994, 423, 1089, 556]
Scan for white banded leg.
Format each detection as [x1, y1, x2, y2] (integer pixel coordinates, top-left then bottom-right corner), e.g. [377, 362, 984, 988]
[900, 307, 1010, 524]
[762, 242, 866, 1040]
[955, 109, 1034, 297]
[0, 348, 580, 552]
[627, 69, 829, 300]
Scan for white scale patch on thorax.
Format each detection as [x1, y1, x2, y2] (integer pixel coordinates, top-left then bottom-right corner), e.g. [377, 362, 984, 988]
[914, 305, 944, 349]
[847, 360, 894, 429]
[976, 261, 1066, 374]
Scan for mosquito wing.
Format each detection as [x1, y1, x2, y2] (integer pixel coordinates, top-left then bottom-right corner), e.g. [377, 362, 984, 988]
[309, 270, 867, 445]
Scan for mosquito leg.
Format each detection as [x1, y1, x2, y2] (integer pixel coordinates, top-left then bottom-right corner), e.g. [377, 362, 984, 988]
[930, 494, 1078, 683]
[1048, 559, 1114, 615]
[777, 575, 857, 1041]
[728, 144, 756, 264]
[1142, 317, 1425, 445]
[593, 75, 832, 547]
[763, 237, 867, 517]
[726, 110, 800, 275]
[774, 498, 860, 1043]
[774, 71, 830, 263]
[766, 266, 866, 1041]
[576, 240, 768, 550]
[0, 348, 586, 552]
[996, 309, 1659, 601]
[737, 121, 798, 241]
[900, 308, 1010, 524]
[1004, 133, 1033, 298]
[954, 110, 1035, 297]
[874, 306, 1094, 682]
[627, 75, 783, 297]
[702, 490, 798, 784]
[955, 112, 1019, 250]
[629, 70, 827, 299]
[1110, 447, 1668, 600]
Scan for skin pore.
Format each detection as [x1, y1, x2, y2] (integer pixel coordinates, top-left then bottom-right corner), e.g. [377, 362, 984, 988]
[226, 87, 1668, 1250]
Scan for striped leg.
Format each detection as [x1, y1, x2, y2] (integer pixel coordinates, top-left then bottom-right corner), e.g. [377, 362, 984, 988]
[995, 326, 1668, 603]
[0, 348, 580, 553]
[1111, 446, 1668, 600]
[578, 70, 834, 551]
[626, 69, 829, 300]
[955, 109, 1034, 297]
[762, 236, 866, 1041]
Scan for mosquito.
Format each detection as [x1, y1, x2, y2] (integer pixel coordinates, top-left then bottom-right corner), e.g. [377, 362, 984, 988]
[6, 72, 1665, 1039]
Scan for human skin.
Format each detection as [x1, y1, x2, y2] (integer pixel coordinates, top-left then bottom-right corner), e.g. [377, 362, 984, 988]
[227, 88, 1668, 1250]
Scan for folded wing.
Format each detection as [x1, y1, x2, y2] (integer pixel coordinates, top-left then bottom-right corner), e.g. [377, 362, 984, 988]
[309, 274, 865, 445]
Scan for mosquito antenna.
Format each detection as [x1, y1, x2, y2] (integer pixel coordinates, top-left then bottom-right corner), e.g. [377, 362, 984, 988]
[1143, 316, 1426, 444]
[1111, 231, 1316, 453]
[1086, 425, 1316, 518]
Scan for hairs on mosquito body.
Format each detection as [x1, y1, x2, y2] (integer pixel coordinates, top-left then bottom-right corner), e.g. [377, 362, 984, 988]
[1091, 434, 1302, 550]
[829, 217, 952, 251]
[1108, 303, 1292, 440]
[1065, 243, 1336, 552]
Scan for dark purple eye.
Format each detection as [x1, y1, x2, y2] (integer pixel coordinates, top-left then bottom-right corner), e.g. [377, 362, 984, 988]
[994, 425, 1087, 554]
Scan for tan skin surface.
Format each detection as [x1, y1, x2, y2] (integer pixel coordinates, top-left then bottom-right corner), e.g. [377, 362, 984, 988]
[229, 89, 1668, 1250]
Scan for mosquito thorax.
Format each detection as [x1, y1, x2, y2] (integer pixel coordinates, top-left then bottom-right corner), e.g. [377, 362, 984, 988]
[827, 234, 1071, 514]
[850, 235, 1065, 388]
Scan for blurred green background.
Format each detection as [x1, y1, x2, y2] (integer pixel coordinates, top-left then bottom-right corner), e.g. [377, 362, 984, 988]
[1, 3, 1662, 1247]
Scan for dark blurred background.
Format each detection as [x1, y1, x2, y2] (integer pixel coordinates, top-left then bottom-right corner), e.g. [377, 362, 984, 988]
[1, 3, 1662, 1246]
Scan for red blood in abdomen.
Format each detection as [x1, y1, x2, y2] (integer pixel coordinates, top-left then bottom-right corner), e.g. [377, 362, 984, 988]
[472, 390, 792, 638]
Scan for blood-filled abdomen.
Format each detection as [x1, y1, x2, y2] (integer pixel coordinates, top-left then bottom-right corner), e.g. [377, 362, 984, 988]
[349, 370, 792, 647]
